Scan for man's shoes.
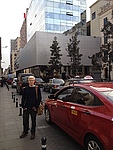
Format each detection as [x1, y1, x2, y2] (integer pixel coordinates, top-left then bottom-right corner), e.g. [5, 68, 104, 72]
[30, 134, 35, 140]
[20, 132, 28, 138]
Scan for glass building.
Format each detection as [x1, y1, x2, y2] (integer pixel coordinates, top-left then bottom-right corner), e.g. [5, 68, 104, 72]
[27, 0, 86, 42]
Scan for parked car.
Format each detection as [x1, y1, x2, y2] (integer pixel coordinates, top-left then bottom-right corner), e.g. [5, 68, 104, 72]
[16, 73, 34, 94]
[11, 77, 17, 88]
[43, 78, 65, 93]
[35, 77, 45, 88]
[44, 82, 113, 150]
[59, 77, 95, 90]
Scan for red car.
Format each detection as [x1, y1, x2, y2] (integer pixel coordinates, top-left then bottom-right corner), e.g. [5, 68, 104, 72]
[44, 82, 113, 150]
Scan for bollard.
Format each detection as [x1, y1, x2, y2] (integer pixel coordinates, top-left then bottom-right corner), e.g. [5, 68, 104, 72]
[41, 137, 47, 150]
[19, 104, 22, 116]
[12, 92, 14, 99]
[13, 95, 15, 103]
[16, 98, 18, 108]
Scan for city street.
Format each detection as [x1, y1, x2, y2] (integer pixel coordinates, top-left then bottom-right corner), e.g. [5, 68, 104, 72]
[0, 85, 84, 150]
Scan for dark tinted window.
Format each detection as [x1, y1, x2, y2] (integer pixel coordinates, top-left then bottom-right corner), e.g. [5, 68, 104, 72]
[92, 12, 96, 20]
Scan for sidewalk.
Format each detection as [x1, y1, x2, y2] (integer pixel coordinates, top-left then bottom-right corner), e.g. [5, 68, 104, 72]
[0, 86, 41, 150]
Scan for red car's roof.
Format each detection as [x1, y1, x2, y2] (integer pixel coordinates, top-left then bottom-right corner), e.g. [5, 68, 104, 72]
[73, 82, 113, 92]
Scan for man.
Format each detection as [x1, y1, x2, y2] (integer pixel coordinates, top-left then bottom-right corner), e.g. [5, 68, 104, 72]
[20, 76, 42, 140]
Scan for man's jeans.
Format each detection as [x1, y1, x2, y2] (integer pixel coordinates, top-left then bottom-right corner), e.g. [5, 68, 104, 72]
[23, 109, 37, 134]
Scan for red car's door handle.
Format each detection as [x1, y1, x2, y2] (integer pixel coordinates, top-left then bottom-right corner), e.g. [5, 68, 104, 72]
[82, 110, 90, 115]
[61, 105, 66, 108]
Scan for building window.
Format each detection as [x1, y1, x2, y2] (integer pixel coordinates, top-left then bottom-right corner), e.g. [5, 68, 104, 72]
[66, 0, 73, 5]
[104, 36, 107, 44]
[111, 10, 113, 19]
[104, 17, 107, 25]
[92, 12, 96, 20]
[66, 12, 73, 16]
[103, 18, 108, 44]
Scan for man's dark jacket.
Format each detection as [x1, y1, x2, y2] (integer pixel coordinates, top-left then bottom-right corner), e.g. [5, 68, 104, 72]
[21, 86, 42, 110]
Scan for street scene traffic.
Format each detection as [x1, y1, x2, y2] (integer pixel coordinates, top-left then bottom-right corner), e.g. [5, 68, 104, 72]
[0, 0, 113, 150]
[1, 73, 113, 150]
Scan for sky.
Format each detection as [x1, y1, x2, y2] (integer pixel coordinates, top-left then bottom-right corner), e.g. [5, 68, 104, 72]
[0, 0, 97, 70]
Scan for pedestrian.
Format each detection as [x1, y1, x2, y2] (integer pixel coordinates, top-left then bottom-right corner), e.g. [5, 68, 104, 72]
[1, 76, 4, 87]
[20, 75, 42, 140]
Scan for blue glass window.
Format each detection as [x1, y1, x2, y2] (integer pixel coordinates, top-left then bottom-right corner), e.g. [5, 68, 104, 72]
[54, 19, 60, 24]
[66, 15, 73, 21]
[54, 13, 60, 19]
[73, 5, 79, 11]
[66, 26, 72, 30]
[45, 12, 54, 18]
[60, 14, 66, 20]
[73, 16, 79, 22]
[54, 2, 60, 8]
[53, 24, 60, 31]
[46, 1, 54, 7]
[59, 3, 66, 9]
[66, 4, 73, 10]
[45, 23, 54, 30]
[61, 25, 67, 31]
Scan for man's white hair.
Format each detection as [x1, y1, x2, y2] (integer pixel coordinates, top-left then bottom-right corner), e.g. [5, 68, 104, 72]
[28, 76, 35, 80]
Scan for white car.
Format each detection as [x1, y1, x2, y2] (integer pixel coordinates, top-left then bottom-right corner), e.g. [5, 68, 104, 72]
[11, 78, 17, 88]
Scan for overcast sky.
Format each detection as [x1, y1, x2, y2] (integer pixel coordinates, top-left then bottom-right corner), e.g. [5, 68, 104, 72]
[0, 0, 97, 69]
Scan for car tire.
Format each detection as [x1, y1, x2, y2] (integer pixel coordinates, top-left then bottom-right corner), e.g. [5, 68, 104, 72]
[45, 107, 52, 124]
[85, 135, 104, 150]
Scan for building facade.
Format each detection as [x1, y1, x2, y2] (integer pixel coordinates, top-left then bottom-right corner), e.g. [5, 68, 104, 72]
[16, 31, 101, 78]
[27, 0, 86, 42]
[90, 0, 113, 38]
[90, 0, 113, 80]
[10, 37, 21, 73]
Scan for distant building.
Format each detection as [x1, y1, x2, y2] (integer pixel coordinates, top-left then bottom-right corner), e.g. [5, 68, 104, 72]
[27, 0, 86, 42]
[10, 37, 21, 73]
[20, 8, 28, 48]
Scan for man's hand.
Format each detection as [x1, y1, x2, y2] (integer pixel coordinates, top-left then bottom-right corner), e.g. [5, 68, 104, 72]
[32, 107, 36, 111]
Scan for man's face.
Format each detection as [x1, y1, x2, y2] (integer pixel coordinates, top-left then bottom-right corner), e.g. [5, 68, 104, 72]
[28, 78, 35, 86]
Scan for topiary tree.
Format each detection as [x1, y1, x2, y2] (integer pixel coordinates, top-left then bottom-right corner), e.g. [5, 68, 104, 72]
[66, 31, 82, 76]
[48, 36, 62, 77]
